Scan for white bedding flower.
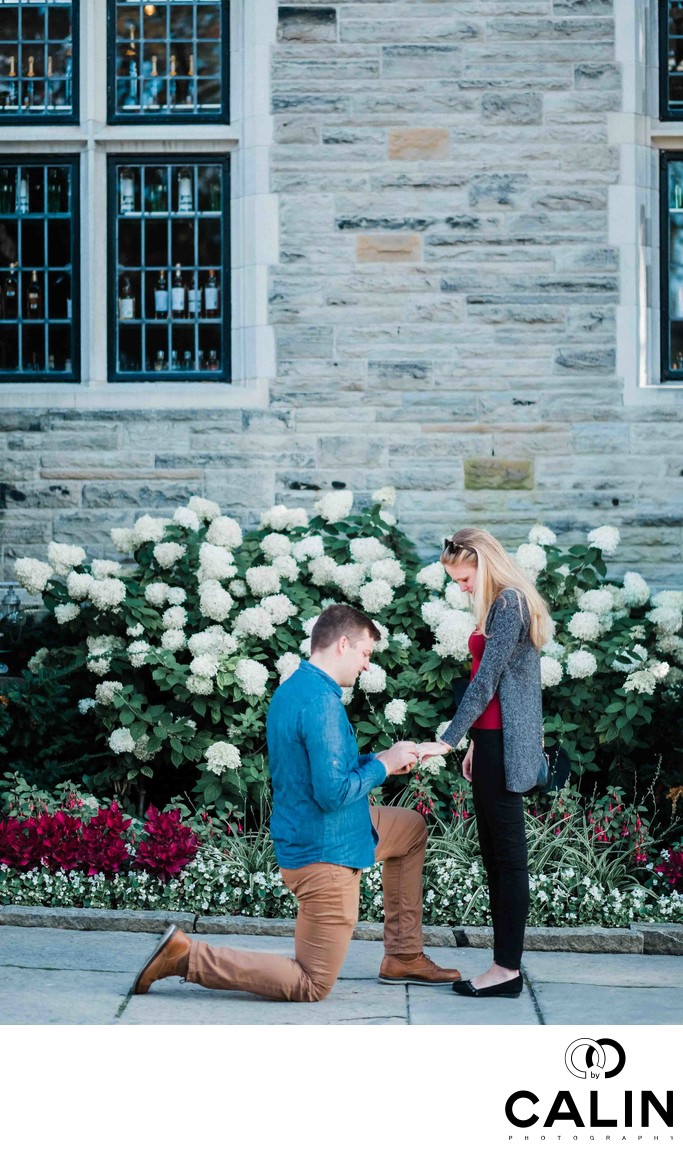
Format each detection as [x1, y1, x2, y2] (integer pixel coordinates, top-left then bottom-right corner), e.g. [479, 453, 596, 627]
[651, 590, 683, 611]
[309, 556, 339, 587]
[567, 611, 600, 642]
[173, 506, 201, 531]
[349, 537, 392, 565]
[55, 602, 80, 624]
[235, 658, 269, 697]
[515, 543, 547, 578]
[260, 533, 292, 560]
[540, 656, 563, 688]
[333, 563, 366, 599]
[416, 562, 446, 591]
[95, 680, 124, 706]
[646, 606, 683, 635]
[188, 627, 237, 658]
[198, 542, 237, 582]
[127, 640, 150, 668]
[206, 516, 243, 549]
[433, 610, 475, 660]
[445, 583, 470, 610]
[372, 485, 396, 507]
[587, 525, 620, 555]
[133, 515, 168, 545]
[153, 542, 186, 569]
[234, 606, 275, 640]
[578, 588, 614, 615]
[110, 527, 136, 552]
[161, 628, 187, 652]
[272, 555, 300, 582]
[566, 649, 598, 679]
[186, 674, 214, 695]
[262, 594, 298, 625]
[109, 727, 136, 754]
[528, 524, 557, 546]
[15, 558, 53, 595]
[199, 580, 234, 623]
[292, 535, 325, 561]
[359, 579, 394, 613]
[421, 599, 451, 630]
[359, 663, 387, 694]
[144, 582, 172, 607]
[276, 652, 301, 682]
[315, 490, 353, 522]
[162, 605, 187, 630]
[384, 699, 407, 725]
[188, 495, 221, 521]
[260, 505, 309, 531]
[622, 572, 650, 607]
[370, 558, 405, 588]
[205, 742, 241, 774]
[245, 566, 281, 597]
[89, 578, 127, 612]
[47, 542, 86, 575]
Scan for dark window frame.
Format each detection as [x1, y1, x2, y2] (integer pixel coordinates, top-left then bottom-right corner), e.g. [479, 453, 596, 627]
[0, 153, 80, 383]
[106, 0, 230, 126]
[659, 150, 683, 383]
[0, 0, 79, 126]
[106, 152, 231, 383]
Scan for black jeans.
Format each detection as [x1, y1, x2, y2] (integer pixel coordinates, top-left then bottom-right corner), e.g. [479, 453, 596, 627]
[471, 728, 529, 970]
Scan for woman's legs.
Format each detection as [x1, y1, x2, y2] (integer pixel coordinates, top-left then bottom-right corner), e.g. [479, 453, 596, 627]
[470, 729, 529, 986]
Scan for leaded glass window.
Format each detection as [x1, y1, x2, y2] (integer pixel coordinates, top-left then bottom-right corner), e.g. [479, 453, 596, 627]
[0, 0, 77, 122]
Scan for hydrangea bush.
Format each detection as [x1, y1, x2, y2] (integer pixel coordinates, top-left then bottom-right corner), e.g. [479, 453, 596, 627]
[11, 490, 683, 824]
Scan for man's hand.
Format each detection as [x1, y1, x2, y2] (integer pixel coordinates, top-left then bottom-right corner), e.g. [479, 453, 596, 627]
[376, 741, 419, 776]
[415, 741, 451, 760]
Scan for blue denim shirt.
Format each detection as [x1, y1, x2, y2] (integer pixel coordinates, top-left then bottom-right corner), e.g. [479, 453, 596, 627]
[266, 660, 388, 870]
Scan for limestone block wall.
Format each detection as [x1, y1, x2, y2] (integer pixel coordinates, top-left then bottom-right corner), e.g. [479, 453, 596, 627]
[1, 0, 683, 586]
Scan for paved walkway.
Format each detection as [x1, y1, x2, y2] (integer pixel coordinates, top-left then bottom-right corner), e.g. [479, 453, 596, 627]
[2, 925, 682, 1025]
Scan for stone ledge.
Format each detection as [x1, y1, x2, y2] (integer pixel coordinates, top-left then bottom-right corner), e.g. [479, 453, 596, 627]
[1, 906, 680, 953]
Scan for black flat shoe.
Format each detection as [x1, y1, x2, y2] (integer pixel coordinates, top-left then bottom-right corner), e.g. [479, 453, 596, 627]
[452, 974, 523, 999]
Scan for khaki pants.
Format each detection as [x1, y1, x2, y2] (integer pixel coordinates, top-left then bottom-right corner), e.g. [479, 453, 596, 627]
[186, 805, 428, 1002]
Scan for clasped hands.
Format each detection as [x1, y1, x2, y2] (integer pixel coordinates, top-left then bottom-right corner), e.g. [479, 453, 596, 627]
[377, 740, 451, 777]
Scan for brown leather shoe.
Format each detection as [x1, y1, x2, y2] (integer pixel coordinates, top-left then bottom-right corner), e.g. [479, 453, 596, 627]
[132, 925, 192, 994]
[378, 952, 462, 986]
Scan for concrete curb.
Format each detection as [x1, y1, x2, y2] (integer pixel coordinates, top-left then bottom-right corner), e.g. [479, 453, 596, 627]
[1, 905, 681, 954]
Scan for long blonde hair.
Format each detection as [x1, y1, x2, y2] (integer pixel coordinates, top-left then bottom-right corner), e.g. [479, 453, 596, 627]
[440, 527, 552, 650]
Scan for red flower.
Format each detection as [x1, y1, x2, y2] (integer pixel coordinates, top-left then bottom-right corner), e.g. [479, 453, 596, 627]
[0, 817, 40, 869]
[135, 805, 199, 881]
[80, 803, 133, 876]
[654, 850, 683, 892]
[33, 810, 84, 872]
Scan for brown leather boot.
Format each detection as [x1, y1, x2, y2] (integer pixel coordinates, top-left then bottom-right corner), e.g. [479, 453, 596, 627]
[379, 952, 462, 986]
[132, 925, 192, 994]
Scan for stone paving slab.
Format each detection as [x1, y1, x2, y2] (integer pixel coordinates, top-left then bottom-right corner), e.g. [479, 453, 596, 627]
[522, 951, 683, 988]
[0, 968, 127, 1025]
[532, 983, 683, 1026]
[408, 983, 539, 1026]
[0, 926, 155, 973]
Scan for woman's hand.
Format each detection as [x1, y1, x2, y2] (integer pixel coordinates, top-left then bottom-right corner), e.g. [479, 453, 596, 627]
[415, 741, 451, 760]
[462, 742, 473, 782]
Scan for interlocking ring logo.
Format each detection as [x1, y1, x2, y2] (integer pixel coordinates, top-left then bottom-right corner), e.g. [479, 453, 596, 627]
[565, 1038, 626, 1080]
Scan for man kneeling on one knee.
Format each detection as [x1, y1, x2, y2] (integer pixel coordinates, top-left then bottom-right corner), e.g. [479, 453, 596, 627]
[133, 604, 461, 1001]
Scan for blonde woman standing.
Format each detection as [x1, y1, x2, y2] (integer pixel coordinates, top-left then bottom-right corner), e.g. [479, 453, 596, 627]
[418, 528, 553, 1000]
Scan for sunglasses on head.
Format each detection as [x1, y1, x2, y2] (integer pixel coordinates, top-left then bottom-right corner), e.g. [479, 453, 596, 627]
[442, 539, 476, 559]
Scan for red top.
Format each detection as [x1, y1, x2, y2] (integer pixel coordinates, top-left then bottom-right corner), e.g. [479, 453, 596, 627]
[468, 631, 503, 730]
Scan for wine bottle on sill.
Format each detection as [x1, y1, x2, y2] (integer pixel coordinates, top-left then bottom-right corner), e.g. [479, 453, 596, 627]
[155, 269, 169, 319]
[118, 275, 135, 321]
[171, 263, 185, 319]
[2, 262, 19, 320]
[203, 268, 219, 318]
[27, 269, 42, 319]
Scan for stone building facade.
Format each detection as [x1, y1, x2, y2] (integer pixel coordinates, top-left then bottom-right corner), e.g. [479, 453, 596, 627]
[1, 0, 682, 585]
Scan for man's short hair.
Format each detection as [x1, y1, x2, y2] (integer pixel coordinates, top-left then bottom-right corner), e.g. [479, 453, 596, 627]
[310, 604, 380, 653]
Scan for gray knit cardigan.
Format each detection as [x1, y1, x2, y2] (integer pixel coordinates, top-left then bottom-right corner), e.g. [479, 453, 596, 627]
[439, 588, 546, 794]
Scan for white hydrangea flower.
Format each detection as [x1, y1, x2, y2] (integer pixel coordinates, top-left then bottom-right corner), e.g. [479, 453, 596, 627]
[77, 698, 97, 714]
[260, 533, 292, 560]
[359, 663, 387, 694]
[622, 572, 650, 608]
[646, 606, 683, 635]
[206, 516, 243, 549]
[87, 634, 121, 655]
[655, 634, 683, 663]
[292, 535, 325, 562]
[542, 638, 565, 659]
[153, 542, 186, 569]
[133, 515, 168, 545]
[166, 587, 187, 606]
[133, 735, 155, 762]
[370, 558, 405, 588]
[651, 661, 670, 680]
[262, 594, 298, 625]
[528, 524, 557, 546]
[47, 542, 86, 575]
[349, 537, 392, 565]
[372, 485, 396, 507]
[188, 627, 238, 658]
[623, 669, 657, 695]
[161, 628, 187, 652]
[421, 599, 451, 630]
[276, 652, 301, 683]
[651, 590, 683, 611]
[379, 510, 397, 527]
[540, 656, 563, 689]
[190, 653, 219, 678]
[127, 640, 150, 668]
[300, 636, 312, 657]
[566, 650, 598, 679]
[578, 588, 614, 615]
[341, 686, 354, 706]
[205, 741, 241, 774]
[14, 558, 53, 595]
[260, 505, 309, 531]
[384, 699, 407, 724]
[126, 623, 145, 638]
[65, 570, 95, 600]
[272, 555, 299, 582]
[54, 602, 80, 624]
[234, 606, 275, 640]
[199, 580, 234, 623]
[110, 527, 136, 553]
[198, 542, 237, 582]
[91, 560, 123, 580]
[333, 563, 366, 599]
[144, 582, 172, 607]
[162, 605, 188, 630]
[515, 543, 547, 578]
[235, 658, 269, 697]
[109, 727, 136, 754]
[229, 579, 247, 598]
[433, 610, 475, 660]
[309, 556, 339, 587]
[87, 657, 111, 676]
[245, 566, 281, 597]
[373, 621, 389, 653]
[27, 647, 49, 672]
[302, 616, 319, 637]
[587, 525, 620, 555]
[173, 506, 201, 531]
[188, 495, 221, 521]
[421, 754, 445, 777]
[95, 680, 124, 706]
[416, 562, 446, 591]
[567, 611, 601, 642]
[186, 674, 214, 696]
[445, 583, 470, 610]
[393, 631, 412, 650]
[314, 490, 354, 523]
[435, 721, 450, 740]
[89, 578, 127, 612]
[359, 579, 394, 614]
